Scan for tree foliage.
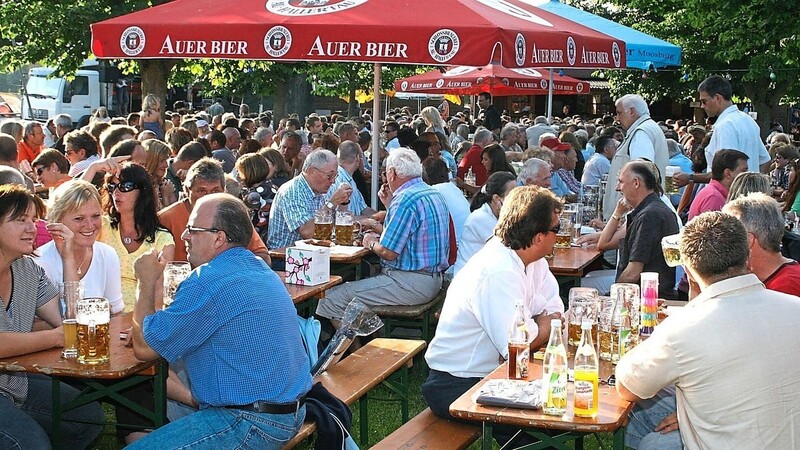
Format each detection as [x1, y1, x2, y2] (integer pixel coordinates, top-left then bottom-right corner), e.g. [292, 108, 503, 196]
[574, 0, 800, 133]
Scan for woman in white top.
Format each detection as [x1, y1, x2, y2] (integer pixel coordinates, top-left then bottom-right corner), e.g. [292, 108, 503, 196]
[454, 171, 517, 274]
[36, 180, 124, 314]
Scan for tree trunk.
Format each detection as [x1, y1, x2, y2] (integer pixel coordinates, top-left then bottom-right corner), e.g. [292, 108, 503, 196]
[273, 78, 288, 129]
[348, 84, 358, 118]
[140, 59, 176, 119]
[287, 74, 314, 120]
[743, 77, 788, 141]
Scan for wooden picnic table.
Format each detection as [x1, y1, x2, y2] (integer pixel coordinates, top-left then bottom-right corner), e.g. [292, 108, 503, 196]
[0, 313, 167, 449]
[450, 359, 633, 449]
[271, 246, 372, 280]
[284, 275, 343, 316]
[548, 245, 604, 283]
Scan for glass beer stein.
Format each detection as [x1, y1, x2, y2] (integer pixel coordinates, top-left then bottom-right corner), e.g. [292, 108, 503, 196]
[314, 207, 333, 241]
[76, 297, 111, 365]
[163, 261, 191, 309]
[334, 210, 363, 246]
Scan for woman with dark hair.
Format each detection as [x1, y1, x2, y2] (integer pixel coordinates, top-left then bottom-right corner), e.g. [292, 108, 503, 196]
[455, 171, 517, 274]
[480, 143, 516, 176]
[0, 185, 104, 450]
[783, 159, 800, 214]
[237, 154, 276, 242]
[100, 163, 174, 312]
[259, 148, 293, 187]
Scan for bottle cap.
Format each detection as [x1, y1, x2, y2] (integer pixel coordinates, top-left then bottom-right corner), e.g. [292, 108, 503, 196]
[550, 319, 561, 327]
[581, 319, 592, 330]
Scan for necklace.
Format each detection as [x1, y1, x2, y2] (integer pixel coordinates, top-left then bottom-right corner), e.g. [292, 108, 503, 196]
[76, 250, 90, 275]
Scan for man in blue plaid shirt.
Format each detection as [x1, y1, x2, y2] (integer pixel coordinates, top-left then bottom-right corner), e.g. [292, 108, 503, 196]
[316, 148, 450, 330]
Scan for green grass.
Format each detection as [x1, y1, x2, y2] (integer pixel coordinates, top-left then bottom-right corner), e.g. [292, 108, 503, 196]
[87, 357, 618, 449]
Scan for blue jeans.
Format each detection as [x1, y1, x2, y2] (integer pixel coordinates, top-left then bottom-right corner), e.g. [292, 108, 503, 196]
[0, 374, 104, 450]
[125, 405, 306, 449]
[625, 386, 683, 450]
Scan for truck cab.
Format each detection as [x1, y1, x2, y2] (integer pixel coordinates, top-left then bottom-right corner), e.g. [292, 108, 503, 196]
[22, 62, 115, 127]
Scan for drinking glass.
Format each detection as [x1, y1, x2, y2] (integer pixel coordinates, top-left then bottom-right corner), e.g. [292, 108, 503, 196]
[334, 210, 363, 246]
[567, 287, 599, 347]
[60, 281, 83, 359]
[76, 297, 110, 365]
[665, 166, 680, 195]
[163, 261, 191, 309]
[661, 233, 682, 267]
[314, 207, 333, 240]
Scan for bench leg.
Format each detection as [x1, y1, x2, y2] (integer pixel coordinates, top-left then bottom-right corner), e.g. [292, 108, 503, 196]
[359, 395, 369, 447]
[51, 377, 62, 449]
[612, 426, 626, 450]
[382, 364, 410, 423]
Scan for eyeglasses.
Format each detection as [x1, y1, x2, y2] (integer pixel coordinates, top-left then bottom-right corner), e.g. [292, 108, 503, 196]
[316, 167, 337, 181]
[34, 166, 46, 177]
[107, 181, 139, 193]
[383, 128, 396, 133]
[185, 225, 222, 235]
[548, 222, 561, 234]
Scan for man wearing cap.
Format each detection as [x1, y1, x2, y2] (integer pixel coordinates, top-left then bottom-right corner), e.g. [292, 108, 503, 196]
[540, 137, 577, 202]
[603, 94, 669, 220]
[196, 119, 211, 139]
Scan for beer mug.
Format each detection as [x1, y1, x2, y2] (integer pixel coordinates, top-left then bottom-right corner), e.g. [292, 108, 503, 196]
[567, 287, 599, 347]
[76, 297, 110, 365]
[314, 207, 333, 241]
[163, 261, 191, 309]
[334, 210, 363, 246]
[665, 166, 680, 195]
[60, 281, 83, 359]
[554, 215, 572, 249]
[661, 233, 682, 267]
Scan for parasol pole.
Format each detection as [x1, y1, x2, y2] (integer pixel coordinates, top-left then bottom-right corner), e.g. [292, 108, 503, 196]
[371, 63, 381, 210]
[547, 69, 554, 125]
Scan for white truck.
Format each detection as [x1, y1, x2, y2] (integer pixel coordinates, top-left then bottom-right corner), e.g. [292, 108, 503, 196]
[21, 60, 120, 127]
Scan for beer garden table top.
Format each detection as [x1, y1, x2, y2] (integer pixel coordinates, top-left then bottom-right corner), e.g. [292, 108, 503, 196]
[284, 275, 342, 305]
[548, 245, 604, 278]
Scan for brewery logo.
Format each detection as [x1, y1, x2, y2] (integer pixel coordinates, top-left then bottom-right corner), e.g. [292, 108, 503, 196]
[476, 0, 552, 26]
[264, 26, 293, 57]
[501, 77, 510, 86]
[540, 79, 548, 89]
[515, 33, 526, 67]
[436, 79, 445, 89]
[576, 82, 585, 93]
[120, 26, 146, 56]
[266, 0, 366, 16]
[428, 29, 460, 63]
[400, 81, 408, 91]
[612, 42, 622, 68]
[566, 36, 577, 66]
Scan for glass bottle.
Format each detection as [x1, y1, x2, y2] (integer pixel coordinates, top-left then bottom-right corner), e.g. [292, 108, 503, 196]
[542, 319, 568, 416]
[508, 301, 530, 380]
[573, 319, 599, 418]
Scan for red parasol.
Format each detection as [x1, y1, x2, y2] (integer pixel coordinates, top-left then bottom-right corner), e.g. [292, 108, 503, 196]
[394, 65, 589, 96]
[91, 0, 625, 69]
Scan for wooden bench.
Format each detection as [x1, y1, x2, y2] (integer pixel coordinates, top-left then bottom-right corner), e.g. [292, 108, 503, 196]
[371, 283, 448, 342]
[372, 407, 482, 450]
[285, 338, 427, 449]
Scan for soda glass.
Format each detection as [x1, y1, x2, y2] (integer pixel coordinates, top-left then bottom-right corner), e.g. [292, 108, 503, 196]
[163, 261, 191, 309]
[60, 281, 83, 359]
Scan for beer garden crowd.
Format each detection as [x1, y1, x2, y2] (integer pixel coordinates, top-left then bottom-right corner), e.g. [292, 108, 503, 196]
[1, 67, 800, 449]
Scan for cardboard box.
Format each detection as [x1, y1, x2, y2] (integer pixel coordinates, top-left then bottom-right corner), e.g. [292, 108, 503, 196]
[285, 246, 330, 286]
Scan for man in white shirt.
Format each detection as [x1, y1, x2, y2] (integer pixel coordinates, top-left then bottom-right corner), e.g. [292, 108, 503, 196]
[674, 75, 771, 187]
[616, 211, 800, 450]
[582, 135, 616, 186]
[423, 185, 564, 445]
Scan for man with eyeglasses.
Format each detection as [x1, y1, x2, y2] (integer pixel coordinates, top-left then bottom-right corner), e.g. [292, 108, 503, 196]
[268, 149, 352, 249]
[130, 193, 311, 449]
[63, 129, 101, 177]
[159, 157, 271, 263]
[423, 185, 563, 447]
[674, 76, 771, 188]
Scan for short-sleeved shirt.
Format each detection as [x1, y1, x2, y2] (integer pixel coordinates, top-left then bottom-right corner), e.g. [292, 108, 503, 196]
[100, 216, 175, 312]
[581, 152, 611, 186]
[764, 261, 800, 296]
[328, 166, 367, 215]
[143, 247, 312, 408]
[159, 199, 267, 261]
[380, 177, 449, 273]
[705, 105, 770, 173]
[688, 179, 728, 220]
[616, 274, 800, 449]
[617, 192, 678, 296]
[0, 257, 59, 405]
[268, 174, 327, 249]
[34, 240, 125, 314]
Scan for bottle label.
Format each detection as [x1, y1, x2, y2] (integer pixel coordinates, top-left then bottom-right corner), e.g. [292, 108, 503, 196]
[574, 380, 594, 410]
[508, 343, 529, 379]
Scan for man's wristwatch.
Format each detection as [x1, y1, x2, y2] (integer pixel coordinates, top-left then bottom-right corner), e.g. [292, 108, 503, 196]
[688, 173, 695, 183]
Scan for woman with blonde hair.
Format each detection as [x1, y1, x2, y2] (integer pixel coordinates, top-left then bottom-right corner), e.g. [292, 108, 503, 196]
[139, 93, 164, 139]
[421, 106, 446, 136]
[727, 172, 771, 202]
[142, 139, 176, 208]
[35, 180, 124, 314]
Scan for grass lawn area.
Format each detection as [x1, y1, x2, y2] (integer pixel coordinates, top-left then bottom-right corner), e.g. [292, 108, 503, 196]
[87, 357, 620, 449]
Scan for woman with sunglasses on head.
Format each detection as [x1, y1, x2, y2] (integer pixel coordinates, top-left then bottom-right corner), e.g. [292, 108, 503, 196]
[100, 163, 175, 312]
[0, 185, 104, 450]
[35, 180, 124, 314]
